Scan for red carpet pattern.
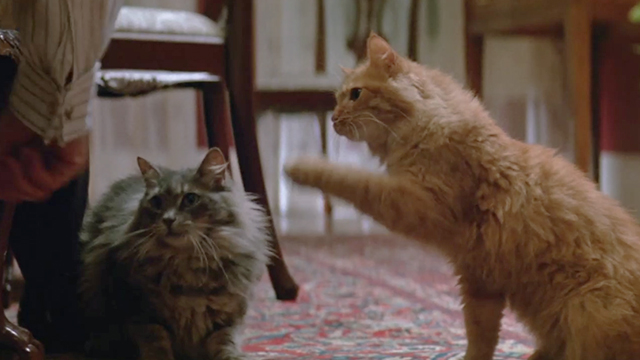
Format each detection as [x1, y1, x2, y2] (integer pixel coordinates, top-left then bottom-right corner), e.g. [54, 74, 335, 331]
[243, 235, 534, 359]
[5, 235, 534, 359]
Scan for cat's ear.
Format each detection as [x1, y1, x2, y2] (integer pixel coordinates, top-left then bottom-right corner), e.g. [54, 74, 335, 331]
[339, 65, 353, 76]
[137, 157, 160, 187]
[196, 147, 228, 187]
[366, 32, 401, 75]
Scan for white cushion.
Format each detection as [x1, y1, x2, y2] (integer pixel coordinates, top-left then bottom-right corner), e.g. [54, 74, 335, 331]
[98, 70, 220, 96]
[115, 6, 223, 38]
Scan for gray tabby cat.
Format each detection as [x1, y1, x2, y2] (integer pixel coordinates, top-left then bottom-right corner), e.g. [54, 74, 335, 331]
[79, 148, 269, 360]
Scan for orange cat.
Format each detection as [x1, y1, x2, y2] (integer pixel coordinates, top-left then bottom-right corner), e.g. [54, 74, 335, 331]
[284, 33, 640, 360]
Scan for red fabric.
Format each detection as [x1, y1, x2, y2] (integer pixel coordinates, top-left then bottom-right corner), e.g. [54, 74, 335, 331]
[599, 35, 640, 153]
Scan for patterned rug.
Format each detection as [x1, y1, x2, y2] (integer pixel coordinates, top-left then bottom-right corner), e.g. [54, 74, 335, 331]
[243, 235, 534, 359]
[5, 234, 535, 359]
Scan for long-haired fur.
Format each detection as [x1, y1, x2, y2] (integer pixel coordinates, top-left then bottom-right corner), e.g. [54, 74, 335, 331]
[80, 148, 270, 360]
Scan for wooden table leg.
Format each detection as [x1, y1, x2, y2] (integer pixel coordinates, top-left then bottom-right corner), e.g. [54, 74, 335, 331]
[565, 1, 594, 177]
[465, 33, 484, 98]
[202, 82, 234, 162]
[229, 97, 300, 301]
[0, 203, 44, 360]
[317, 111, 333, 234]
[464, 0, 484, 98]
[227, 0, 298, 301]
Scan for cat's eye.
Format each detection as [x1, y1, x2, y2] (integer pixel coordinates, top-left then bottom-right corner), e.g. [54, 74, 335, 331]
[349, 88, 362, 101]
[181, 193, 200, 207]
[149, 195, 163, 209]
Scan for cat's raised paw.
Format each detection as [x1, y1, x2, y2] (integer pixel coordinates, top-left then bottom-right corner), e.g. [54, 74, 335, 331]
[283, 157, 331, 186]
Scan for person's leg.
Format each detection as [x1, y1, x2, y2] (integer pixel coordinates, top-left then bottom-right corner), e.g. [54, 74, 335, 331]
[9, 169, 89, 353]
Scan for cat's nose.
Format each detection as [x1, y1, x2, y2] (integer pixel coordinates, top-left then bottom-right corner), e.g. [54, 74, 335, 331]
[331, 114, 339, 122]
[162, 217, 175, 229]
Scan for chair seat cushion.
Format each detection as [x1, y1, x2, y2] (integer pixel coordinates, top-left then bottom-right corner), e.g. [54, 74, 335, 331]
[115, 6, 223, 38]
[98, 69, 220, 97]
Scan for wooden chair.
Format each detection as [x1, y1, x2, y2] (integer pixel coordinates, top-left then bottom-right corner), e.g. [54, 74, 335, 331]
[464, 0, 640, 181]
[100, 0, 299, 301]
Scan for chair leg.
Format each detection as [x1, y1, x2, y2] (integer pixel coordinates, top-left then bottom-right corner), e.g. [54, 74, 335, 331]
[201, 83, 234, 161]
[317, 111, 333, 234]
[0, 203, 44, 360]
[465, 34, 484, 98]
[202, 83, 299, 301]
[565, 1, 593, 177]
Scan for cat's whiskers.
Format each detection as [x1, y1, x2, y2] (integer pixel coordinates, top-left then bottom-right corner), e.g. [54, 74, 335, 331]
[183, 222, 203, 258]
[324, 116, 340, 149]
[336, 117, 358, 140]
[348, 121, 360, 140]
[124, 233, 153, 261]
[136, 242, 154, 261]
[195, 230, 230, 284]
[122, 228, 151, 240]
[333, 117, 347, 124]
[194, 223, 218, 229]
[193, 224, 225, 243]
[392, 108, 413, 127]
[193, 229, 217, 257]
[190, 236, 200, 257]
[131, 225, 165, 261]
[188, 233, 209, 271]
[330, 117, 345, 144]
[116, 229, 152, 257]
[337, 114, 400, 143]
[352, 118, 368, 138]
[357, 112, 401, 141]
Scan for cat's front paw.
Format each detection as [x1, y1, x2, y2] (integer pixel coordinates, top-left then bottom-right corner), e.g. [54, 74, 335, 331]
[283, 157, 332, 187]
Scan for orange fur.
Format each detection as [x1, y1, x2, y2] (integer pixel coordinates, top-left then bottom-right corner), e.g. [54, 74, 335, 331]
[284, 33, 640, 360]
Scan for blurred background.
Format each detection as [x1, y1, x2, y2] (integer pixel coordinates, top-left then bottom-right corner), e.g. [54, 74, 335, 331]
[89, 0, 640, 236]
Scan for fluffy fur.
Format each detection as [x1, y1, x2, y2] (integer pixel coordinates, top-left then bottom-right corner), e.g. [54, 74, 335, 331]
[80, 148, 270, 360]
[285, 33, 640, 360]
